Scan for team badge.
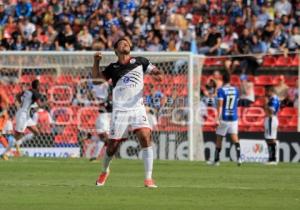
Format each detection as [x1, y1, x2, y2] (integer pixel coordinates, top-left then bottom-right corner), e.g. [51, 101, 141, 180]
[130, 58, 136, 64]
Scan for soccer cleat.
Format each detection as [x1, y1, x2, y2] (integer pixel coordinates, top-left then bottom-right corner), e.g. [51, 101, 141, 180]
[237, 158, 242, 166]
[144, 179, 157, 188]
[15, 145, 21, 157]
[96, 170, 110, 186]
[1, 154, 9, 161]
[206, 160, 220, 166]
[264, 161, 278, 166]
[89, 157, 97, 162]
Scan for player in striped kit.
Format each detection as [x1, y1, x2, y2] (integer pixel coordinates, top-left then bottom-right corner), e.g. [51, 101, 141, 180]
[92, 38, 163, 188]
[1, 80, 43, 160]
[264, 86, 280, 164]
[210, 72, 242, 166]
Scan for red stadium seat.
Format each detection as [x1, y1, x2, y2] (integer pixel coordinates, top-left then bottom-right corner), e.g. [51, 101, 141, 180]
[230, 75, 240, 86]
[285, 76, 298, 87]
[200, 75, 207, 85]
[40, 74, 55, 85]
[279, 107, 298, 117]
[174, 75, 187, 85]
[291, 56, 299, 66]
[78, 106, 99, 130]
[263, 56, 276, 67]
[289, 117, 298, 127]
[275, 56, 293, 67]
[253, 97, 265, 107]
[56, 75, 75, 85]
[54, 132, 78, 144]
[20, 74, 35, 84]
[254, 86, 265, 96]
[254, 75, 275, 85]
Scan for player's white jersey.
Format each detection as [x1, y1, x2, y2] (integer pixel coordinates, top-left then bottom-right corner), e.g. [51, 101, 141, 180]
[19, 90, 41, 114]
[103, 57, 155, 111]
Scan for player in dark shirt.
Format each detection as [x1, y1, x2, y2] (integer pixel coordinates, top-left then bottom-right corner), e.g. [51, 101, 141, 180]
[93, 37, 163, 188]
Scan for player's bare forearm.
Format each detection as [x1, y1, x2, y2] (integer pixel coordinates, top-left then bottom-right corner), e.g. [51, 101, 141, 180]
[92, 52, 105, 84]
[150, 67, 163, 82]
[216, 100, 223, 125]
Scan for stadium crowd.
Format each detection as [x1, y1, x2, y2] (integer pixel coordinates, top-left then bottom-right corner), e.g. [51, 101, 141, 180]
[0, 0, 299, 54]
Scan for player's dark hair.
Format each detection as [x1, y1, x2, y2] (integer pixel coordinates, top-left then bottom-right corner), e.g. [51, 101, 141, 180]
[222, 72, 231, 84]
[266, 85, 274, 93]
[31, 79, 40, 89]
[113, 37, 129, 49]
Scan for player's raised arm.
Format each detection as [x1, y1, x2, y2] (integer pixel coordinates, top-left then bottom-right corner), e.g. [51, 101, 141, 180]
[92, 52, 106, 84]
[141, 57, 163, 82]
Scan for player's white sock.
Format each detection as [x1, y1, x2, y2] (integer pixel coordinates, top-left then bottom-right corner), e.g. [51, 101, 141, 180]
[142, 146, 153, 179]
[93, 140, 105, 159]
[102, 152, 112, 173]
[16, 133, 34, 147]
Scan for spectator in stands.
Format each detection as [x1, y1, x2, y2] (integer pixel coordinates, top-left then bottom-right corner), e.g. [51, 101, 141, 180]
[58, 6, 75, 25]
[145, 84, 165, 111]
[55, 23, 76, 50]
[274, 0, 292, 17]
[257, 5, 271, 28]
[12, 34, 25, 50]
[118, 0, 136, 17]
[77, 25, 93, 50]
[198, 24, 222, 55]
[26, 32, 41, 50]
[0, 2, 8, 27]
[15, 0, 32, 18]
[50, 0, 62, 16]
[0, 0, 299, 54]
[202, 79, 218, 108]
[250, 34, 268, 54]
[287, 25, 300, 52]
[32, 0, 48, 19]
[147, 35, 163, 51]
[238, 74, 255, 107]
[274, 75, 289, 101]
[19, 17, 36, 40]
[3, 0, 16, 17]
[269, 24, 288, 54]
[43, 4, 55, 26]
[221, 24, 238, 54]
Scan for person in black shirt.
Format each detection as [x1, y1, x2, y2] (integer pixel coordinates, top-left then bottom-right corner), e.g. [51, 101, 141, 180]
[198, 24, 222, 55]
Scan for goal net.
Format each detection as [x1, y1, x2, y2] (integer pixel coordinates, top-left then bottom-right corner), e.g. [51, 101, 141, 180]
[0, 52, 204, 160]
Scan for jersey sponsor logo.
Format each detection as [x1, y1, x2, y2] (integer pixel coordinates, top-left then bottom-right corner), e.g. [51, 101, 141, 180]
[130, 58, 136, 64]
[123, 76, 130, 83]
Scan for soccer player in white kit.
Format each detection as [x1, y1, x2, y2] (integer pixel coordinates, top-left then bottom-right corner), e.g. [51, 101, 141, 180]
[211, 72, 242, 166]
[89, 102, 112, 161]
[264, 86, 280, 164]
[92, 37, 163, 188]
[2, 80, 43, 159]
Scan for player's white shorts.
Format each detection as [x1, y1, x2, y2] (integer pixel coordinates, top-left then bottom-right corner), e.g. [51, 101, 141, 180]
[95, 112, 111, 134]
[264, 116, 278, 140]
[216, 120, 238, 136]
[15, 110, 38, 133]
[109, 108, 151, 140]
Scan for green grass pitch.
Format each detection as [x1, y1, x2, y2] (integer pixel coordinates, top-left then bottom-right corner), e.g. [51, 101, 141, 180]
[0, 158, 299, 210]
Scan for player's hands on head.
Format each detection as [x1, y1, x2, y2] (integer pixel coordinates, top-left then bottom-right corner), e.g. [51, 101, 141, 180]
[94, 52, 102, 62]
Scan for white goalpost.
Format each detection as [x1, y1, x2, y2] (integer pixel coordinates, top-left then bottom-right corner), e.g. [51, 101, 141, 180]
[0, 51, 205, 160]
